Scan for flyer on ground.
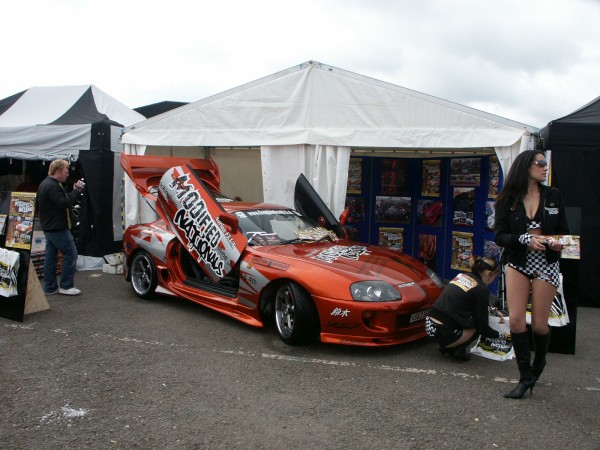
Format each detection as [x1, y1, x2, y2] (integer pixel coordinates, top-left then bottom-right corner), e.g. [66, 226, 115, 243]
[4, 192, 36, 250]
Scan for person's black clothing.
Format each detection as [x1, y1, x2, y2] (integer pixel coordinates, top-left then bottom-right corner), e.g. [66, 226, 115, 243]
[494, 183, 569, 267]
[429, 272, 500, 340]
[36, 176, 80, 231]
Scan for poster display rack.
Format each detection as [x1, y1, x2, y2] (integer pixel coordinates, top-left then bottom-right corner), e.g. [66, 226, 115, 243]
[0, 191, 49, 321]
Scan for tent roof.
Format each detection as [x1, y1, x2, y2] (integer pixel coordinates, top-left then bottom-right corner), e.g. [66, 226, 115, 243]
[0, 85, 145, 159]
[134, 101, 189, 119]
[540, 95, 600, 151]
[122, 60, 538, 150]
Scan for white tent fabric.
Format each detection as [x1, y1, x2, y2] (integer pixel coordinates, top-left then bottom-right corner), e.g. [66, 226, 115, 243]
[261, 145, 350, 217]
[121, 61, 539, 226]
[0, 85, 144, 159]
[0, 85, 146, 265]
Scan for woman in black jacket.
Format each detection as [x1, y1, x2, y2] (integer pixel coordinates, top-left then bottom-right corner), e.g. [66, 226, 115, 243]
[494, 150, 569, 399]
[426, 256, 504, 361]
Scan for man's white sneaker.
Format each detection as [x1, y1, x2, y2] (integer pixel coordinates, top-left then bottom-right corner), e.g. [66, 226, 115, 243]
[59, 287, 81, 296]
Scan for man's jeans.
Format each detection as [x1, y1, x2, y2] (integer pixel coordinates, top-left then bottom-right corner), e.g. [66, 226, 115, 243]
[43, 229, 78, 292]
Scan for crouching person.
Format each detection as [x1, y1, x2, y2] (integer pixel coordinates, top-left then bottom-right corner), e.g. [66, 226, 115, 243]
[425, 256, 505, 361]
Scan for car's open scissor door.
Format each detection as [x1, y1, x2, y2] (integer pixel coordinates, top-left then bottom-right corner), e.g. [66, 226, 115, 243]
[294, 173, 345, 238]
[158, 164, 247, 282]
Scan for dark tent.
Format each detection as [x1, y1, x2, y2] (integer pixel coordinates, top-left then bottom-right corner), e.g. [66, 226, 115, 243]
[0, 85, 145, 265]
[540, 95, 600, 307]
[134, 101, 188, 119]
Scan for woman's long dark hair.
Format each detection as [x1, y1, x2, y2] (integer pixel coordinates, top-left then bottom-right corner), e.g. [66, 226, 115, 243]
[495, 149, 545, 209]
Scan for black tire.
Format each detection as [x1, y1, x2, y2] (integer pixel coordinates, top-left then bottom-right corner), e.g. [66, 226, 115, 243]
[130, 251, 158, 299]
[274, 282, 319, 345]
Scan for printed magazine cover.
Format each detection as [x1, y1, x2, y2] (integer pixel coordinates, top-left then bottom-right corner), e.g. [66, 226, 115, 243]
[375, 196, 411, 223]
[381, 159, 407, 194]
[4, 192, 36, 250]
[488, 155, 500, 198]
[421, 159, 440, 197]
[451, 231, 473, 271]
[418, 234, 437, 270]
[347, 158, 362, 194]
[378, 227, 404, 251]
[450, 158, 481, 187]
[453, 187, 475, 227]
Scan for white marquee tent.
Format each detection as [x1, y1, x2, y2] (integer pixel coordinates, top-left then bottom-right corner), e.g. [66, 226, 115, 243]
[0, 85, 145, 263]
[121, 61, 538, 226]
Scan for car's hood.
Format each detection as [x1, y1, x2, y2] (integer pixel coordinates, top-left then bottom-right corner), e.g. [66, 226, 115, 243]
[254, 240, 429, 285]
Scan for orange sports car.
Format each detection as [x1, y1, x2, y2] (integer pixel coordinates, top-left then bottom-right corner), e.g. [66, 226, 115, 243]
[121, 154, 444, 346]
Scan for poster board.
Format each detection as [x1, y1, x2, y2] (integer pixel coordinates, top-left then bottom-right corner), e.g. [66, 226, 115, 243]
[0, 191, 49, 321]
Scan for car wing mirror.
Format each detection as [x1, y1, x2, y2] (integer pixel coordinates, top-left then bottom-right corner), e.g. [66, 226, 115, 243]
[338, 207, 350, 227]
[219, 212, 239, 231]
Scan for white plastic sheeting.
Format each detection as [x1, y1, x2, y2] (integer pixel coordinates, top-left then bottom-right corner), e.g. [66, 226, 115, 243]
[261, 145, 350, 217]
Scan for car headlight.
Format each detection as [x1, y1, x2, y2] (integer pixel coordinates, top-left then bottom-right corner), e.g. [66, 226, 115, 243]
[351, 281, 402, 302]
[426, 268, 444, 288]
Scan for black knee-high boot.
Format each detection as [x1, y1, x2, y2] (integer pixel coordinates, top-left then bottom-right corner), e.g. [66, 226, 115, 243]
[504, 331, 536, 399]
[532, 329, 551, 381]
[452, 333, 480, 361]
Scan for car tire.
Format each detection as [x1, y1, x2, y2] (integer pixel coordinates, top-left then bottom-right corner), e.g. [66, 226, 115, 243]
[274, 282, 319, 345]
[130, 251, 158, 299]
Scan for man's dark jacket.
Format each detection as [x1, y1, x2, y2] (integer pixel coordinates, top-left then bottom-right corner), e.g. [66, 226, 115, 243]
[36, 177, 80, 231]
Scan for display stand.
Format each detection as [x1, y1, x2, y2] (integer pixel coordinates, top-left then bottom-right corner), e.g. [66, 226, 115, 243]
[23, 257, 49, 315]
[0, 191, 50, 322]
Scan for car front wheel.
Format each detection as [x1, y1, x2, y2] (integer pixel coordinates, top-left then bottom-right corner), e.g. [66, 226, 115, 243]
[274, 282, 319, 345]
[130, 251, 158, 299]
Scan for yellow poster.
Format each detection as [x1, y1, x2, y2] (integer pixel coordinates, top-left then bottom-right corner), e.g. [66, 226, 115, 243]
[5, 192, 36, 251]
[451, 231, 473, 271]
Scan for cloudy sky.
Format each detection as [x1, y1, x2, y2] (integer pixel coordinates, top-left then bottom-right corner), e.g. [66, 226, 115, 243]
[3, 0, 599, 128]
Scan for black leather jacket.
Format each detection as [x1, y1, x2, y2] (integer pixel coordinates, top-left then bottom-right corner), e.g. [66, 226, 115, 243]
[36, 176, 80, 231]
[494, 184, 569, 267]
[429, 272, 500, 339]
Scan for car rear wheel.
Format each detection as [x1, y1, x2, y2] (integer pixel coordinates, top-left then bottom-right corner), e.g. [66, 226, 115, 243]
[274, 282, 319, 345]
[131, 251, 158, 299]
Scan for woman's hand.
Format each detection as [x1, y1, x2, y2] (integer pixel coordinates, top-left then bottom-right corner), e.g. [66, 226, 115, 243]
[546, 237, 563, 252]
[527, 236, 547, 251]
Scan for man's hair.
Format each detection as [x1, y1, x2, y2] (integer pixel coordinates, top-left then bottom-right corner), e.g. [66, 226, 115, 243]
[48, 159, 69, 176]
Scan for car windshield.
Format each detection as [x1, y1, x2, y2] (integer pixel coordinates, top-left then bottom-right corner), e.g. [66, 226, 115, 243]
[235, 209, 338, 245]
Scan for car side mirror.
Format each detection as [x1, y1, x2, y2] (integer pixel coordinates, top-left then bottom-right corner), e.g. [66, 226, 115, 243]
[219, 212, 239, 230]
[338, 207, 350, 227]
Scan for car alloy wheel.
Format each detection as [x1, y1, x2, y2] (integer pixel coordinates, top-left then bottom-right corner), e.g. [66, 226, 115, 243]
[131, 251, 158, 299]
[274, 282, 319, 345]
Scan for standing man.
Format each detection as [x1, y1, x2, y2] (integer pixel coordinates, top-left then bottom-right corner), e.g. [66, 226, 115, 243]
[36, 160, 85, 296]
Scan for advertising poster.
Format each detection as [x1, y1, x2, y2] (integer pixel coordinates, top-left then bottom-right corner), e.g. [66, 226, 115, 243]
[485, 200, 495, 230]
[418, 234, 437, 270]
[489, 155, 500, 198]
[379, 227, 404, 251]
[450, 158, 481, 187]
[375, 196, 411, 223]
[421, 159, 441, 197]
[381, 159, 407, 194]
[4, 192, 36, 250]
[344, 197, 365, 222]
[347, 158, 362, 194]
[451, 231, 473, 271]
[417, 199, 443, 227]
[452, 187, 475, 227]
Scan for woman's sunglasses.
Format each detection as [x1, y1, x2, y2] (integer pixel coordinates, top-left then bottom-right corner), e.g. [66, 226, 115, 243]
[531, 160, 548, 167]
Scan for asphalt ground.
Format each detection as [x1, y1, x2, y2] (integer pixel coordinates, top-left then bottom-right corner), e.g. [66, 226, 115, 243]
[1, 270, 599, 449]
